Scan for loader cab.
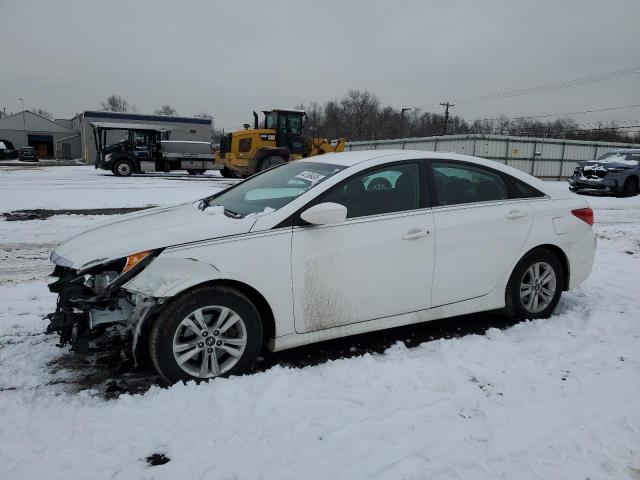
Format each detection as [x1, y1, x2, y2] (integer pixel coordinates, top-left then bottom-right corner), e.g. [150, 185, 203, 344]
[263, 109, 305, 155]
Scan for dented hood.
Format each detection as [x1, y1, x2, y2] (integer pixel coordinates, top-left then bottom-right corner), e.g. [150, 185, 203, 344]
[51, 203, 257, 271]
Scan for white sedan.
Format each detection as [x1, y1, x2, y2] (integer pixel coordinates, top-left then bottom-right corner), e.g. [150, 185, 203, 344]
[47, 150, 596, 383]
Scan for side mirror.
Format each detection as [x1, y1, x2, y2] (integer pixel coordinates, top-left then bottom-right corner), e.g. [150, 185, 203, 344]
[300, 202, 347, 226]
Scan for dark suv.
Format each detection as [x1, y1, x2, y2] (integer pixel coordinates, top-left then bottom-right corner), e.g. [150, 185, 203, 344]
[569, 149, 640, 197]
[18, 146, 39, 162]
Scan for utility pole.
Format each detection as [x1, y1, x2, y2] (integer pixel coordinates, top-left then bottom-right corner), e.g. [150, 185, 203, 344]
[19, 98, 27, 132]
[440, 102, 454, 135]
[400, 107, 412, 138]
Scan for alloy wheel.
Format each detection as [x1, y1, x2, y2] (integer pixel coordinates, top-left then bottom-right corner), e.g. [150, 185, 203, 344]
[172, 306, 247, 378]
[519, 261, 557, 314]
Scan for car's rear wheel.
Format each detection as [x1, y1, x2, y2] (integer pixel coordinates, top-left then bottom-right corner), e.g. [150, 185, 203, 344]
[113, 159, 134, 177]
[622, 177, 639, 197]
[504, 249, 564, 320]
[149, 285, 263, 384]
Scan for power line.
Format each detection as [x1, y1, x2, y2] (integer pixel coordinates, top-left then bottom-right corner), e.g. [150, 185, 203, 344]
[576, 119, 640, 128]
[473, 103, 640, 124]
[455, 66, 640, 105]
[511, 104, 640, 120]
[574, 124, 640, 132]
[422, 65, 640, 108]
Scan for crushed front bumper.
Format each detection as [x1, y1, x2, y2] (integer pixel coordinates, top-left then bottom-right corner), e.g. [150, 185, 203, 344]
[45, 262, 159, 354]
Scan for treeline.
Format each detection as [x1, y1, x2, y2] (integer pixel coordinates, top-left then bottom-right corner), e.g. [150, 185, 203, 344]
[296, 90, 639, 144]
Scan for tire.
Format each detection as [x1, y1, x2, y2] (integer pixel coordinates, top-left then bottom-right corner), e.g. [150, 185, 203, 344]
[504, 248, 564, 320]
[149, 285, 263, 384]
[113, 159, 134, 177]
[622, 177, 639, 197]
[258, 155, 285, 172]
[187, 169, 206, 175]
[221, 167, 233, 178]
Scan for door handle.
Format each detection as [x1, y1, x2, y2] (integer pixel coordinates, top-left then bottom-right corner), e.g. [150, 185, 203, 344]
[505, 209, 528, 220]
[402, 228, 430, 240]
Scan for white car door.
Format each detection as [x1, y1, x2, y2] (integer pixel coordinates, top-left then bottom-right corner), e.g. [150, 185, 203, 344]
[290, 162, 435, 333]
[429, 161, 535, 307]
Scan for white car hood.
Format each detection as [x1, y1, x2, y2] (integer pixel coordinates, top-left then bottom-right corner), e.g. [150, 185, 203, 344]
[51, 203, 258, 270]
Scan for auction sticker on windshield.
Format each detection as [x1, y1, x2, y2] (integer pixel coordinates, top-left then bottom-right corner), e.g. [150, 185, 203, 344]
[295, 171, 326, 184]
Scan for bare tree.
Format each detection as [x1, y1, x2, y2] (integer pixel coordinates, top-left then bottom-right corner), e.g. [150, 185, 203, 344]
[101, 95, 135, 112]
[34, 108, 52, 119]
[296, 89, 635, 143]
[154, 105, 178, 116]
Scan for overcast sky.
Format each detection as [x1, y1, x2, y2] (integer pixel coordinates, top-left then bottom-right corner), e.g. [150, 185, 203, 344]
[1, 0, 639, 131]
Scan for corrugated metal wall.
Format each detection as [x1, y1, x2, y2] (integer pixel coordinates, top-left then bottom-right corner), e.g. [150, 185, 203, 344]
[345, 134, 640, 179]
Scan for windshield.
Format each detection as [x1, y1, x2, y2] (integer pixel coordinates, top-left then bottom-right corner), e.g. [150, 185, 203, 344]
[204, 162, 345, 217]
[264, 112, 277, 129]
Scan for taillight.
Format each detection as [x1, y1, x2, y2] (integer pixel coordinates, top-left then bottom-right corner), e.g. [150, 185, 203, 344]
[572, 207, 594, 226]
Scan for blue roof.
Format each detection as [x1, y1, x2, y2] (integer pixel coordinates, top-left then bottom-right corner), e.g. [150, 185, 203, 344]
[84, 110, 211, 125]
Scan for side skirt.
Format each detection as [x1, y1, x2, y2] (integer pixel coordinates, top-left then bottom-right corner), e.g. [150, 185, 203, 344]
[269, 290, 505, 352]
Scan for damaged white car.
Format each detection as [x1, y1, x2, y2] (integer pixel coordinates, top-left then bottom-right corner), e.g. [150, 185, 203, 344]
[47, 150, 596, 384]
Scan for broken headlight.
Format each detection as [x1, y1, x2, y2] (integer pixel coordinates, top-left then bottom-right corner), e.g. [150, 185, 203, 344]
[82, 250, 159, 296]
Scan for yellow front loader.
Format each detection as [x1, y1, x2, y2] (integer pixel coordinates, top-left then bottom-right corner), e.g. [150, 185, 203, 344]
[215, 109, 345, 178]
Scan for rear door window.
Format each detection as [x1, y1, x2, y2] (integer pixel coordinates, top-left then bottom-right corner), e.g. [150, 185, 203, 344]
[431, 162, 509, 206]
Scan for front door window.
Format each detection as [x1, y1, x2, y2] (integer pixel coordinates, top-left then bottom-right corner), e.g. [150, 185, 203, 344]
[320, 163, 421, 218]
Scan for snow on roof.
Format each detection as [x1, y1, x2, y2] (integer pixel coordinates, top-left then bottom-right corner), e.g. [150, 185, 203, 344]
[262, 109, 306, 114]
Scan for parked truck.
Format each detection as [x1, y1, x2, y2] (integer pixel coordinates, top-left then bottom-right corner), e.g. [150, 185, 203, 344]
[92, 121, 218, 176]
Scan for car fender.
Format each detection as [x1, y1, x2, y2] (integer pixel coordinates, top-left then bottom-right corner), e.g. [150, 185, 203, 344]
[123, 256, 222, 298]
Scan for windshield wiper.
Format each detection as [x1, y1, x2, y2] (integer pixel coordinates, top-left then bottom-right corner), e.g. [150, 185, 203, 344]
[223, 208, 243, 219]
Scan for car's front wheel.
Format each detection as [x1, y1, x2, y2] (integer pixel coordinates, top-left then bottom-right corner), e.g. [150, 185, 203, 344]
[622, 177, 639, 197]
[149, 285, 263, 384]
[504, 249, 564, 320]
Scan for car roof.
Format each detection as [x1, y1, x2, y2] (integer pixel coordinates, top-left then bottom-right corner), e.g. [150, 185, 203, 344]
[302, 149, 496, 167]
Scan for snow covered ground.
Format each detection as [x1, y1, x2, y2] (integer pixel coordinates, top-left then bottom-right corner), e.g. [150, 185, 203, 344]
[0, 165, 233, 212]
[1, 165, 639, 479]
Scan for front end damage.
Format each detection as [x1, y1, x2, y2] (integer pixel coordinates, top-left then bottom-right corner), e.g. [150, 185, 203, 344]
[45, 251, 162, 357]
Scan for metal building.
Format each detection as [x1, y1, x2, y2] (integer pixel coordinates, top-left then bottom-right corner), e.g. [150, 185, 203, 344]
[346, 134, 640, 179]
[0, 110, 79, 159]
[71, 111, 212, 164]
